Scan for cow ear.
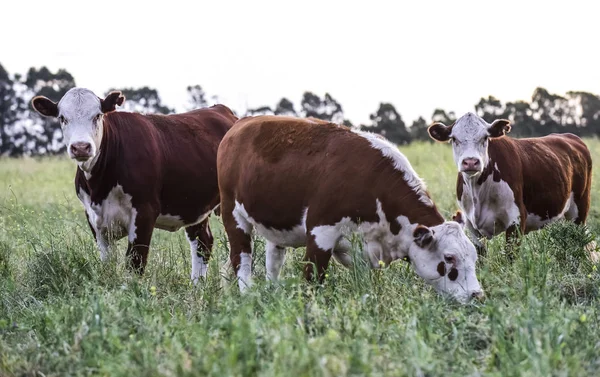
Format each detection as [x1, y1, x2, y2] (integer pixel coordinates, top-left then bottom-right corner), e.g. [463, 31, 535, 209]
[413, 225, 434, 249]
[488, 119, 511, 138]
[101, 91, 125, 113]
[452, 210, 465, 226]
[428, 122, 452, 142]
[31, 96, 59, 117]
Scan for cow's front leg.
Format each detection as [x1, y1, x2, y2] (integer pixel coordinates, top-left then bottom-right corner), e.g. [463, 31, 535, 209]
[126, 206, 158, 275]
[84, 211, 112, 261]
[505, 209, 527, 262]
[303, 232, 333, 283]
[186, 219, 214, 284]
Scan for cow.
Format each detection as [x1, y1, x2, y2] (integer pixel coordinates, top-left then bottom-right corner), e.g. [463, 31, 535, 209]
[428, 112, 593, 256]
[31, 88, 238, 281]
[216, 115, 484, 303]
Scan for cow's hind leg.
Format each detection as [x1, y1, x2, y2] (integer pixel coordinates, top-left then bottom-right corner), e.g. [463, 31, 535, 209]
[266, 241, 286, 281]
[221, 200, 254, 291]
[186, 219, 214, 284]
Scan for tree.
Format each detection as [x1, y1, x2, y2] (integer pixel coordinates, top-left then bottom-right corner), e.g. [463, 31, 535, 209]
[300, 92, 344, 123]
[108, 86, 173, 114]
[409, 116, 431, 142]
[185, 85, 208, 111]
[274, 98, 297, 116]
[431, 108, 456, 125]
[475, 95, 507, 123]
[360, 103, 411, 145]
[0, 63, 18, 155]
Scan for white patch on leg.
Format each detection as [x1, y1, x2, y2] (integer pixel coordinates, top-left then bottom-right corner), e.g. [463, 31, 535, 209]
[266, 242, 286, 281]
[237, 252, 253, 291]
[189, 239, 208, 284]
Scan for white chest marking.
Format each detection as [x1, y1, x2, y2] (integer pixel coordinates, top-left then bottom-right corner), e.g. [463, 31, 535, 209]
[155, 210, 213, 232]
[77, 184, 138, 260]
[459, 174, 520, 239]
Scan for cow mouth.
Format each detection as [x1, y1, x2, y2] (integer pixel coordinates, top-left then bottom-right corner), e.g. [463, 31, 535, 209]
[461, 169, 481, 177]
[72, 155, 92, 162]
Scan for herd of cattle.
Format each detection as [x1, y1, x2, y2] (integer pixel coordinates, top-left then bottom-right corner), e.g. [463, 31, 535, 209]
[30, 87, 596, 304]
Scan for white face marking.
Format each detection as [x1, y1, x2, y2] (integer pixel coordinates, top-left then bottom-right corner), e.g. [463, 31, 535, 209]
[77, 184, 136, 260]
[459, 176, 520, 238]
[408, 221, 482, 304]
[233, 201, 308, 247]
[449, 112, 492, 177]
[189, 239, 208, 284]
[525, 192, 578, 231]
[237, 252, 253, 291]
[57, 88, 105, 170]
[353, 130, 433, 206]
[265, 242, 286, 281]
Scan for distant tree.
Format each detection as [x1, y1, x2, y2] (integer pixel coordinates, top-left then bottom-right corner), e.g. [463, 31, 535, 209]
[274, 98, 297, 116]
[565, 91, 600, 136]
[431, 108, 456, 125]
[475, 95, 507, 123]
[0, 63, 18, 155]
[185, 84, 208, 110]
[503, 100, 538, 137]
[12, 66, 77, 155]
[300, 92, 344, 123]
[109, 86, 173, 114]
[245, 105, 274, 116]
[360, 102, 411, 145]
[409, 116, 431, 142]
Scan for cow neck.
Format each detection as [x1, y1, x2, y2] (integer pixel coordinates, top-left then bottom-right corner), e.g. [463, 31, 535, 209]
[382, 184, 445, 228]
[83, 116, 119, 189]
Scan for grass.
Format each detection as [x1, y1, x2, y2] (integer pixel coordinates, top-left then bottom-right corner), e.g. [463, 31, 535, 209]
[1, 139, 600, 376]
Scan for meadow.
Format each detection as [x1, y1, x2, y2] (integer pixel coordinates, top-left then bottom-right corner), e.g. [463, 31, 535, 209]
[1, 139, 599, 377]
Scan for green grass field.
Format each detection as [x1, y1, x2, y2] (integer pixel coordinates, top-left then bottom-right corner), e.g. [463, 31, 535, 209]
[1, 139, 600, 377]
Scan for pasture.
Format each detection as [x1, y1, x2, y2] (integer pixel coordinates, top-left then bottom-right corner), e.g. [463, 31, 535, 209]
[1, 139, 599, 377]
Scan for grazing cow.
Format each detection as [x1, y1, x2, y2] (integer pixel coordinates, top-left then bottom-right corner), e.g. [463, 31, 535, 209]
[31, 88, 238, 280]
[217, 115, 483, 303]
[428, 112, 592, 251]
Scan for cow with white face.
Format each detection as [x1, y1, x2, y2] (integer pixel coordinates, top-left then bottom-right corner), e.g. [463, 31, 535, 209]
[32, 88, 238, 278]
[428, 112, 593, 253]
[217, 115, 484, 304]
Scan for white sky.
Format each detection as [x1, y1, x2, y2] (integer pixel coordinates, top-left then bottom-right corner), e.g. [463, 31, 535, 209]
[2, 0, 599, 125]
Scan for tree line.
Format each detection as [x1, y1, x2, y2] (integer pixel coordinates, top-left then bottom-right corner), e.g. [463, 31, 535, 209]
[1, 63, 600, 157]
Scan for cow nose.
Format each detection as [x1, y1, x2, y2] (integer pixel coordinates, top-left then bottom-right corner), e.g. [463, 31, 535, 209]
[470, 290, 485, 301]
[461, 158, 480, 170]
[70, 142, 92, 157]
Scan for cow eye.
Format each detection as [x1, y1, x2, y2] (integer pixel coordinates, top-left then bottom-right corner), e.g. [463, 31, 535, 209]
[94, 114, 102, 122]
[444, 255, 455, 264]
[58, 115, 66, 124]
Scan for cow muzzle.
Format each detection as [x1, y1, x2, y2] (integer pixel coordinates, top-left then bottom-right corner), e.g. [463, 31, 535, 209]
[70, 142, 93, 161]
[461, 158, 481, 176]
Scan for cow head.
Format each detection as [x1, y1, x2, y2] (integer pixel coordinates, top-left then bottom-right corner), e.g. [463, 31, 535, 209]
[428, 112, 510, 177]
[31, 88, 125, 169]
[408, 219, 483, 303]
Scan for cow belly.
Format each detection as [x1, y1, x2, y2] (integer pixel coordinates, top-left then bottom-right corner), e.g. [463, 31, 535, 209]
[461, 177, 520, 239]
[525, 192, 577, 231]
[233, 201, 307, 248]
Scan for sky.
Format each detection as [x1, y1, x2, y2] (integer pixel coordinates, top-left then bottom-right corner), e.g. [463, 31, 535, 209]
[2, 0, 599, 125]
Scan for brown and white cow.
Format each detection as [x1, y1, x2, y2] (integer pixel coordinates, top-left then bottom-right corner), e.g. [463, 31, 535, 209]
[428, 112, 592, 251]
[31, 88, 237, 280]
[217, 115, 483, 303]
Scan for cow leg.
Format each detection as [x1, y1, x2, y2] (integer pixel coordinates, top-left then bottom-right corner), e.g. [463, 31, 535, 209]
[221, 200, 254, 291]
[185, 219, 213, 284]
[126, 207, 158, 275]
[303, 233, 333, 283]
[505, 210, 527, 262]
[266, 241, 286, 281]
[464, 218, 487, 257]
